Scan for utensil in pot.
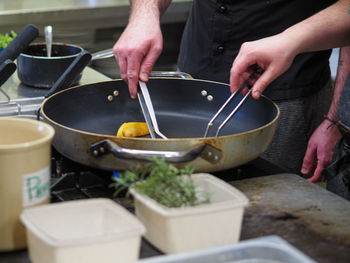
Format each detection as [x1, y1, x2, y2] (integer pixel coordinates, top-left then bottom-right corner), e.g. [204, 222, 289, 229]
[138, 81, 168, 139]
[44, 25, 52, 57]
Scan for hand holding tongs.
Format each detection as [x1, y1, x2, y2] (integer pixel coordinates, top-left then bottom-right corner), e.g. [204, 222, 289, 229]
[137, 81, 168, 139]
[204, 66, 263, 138]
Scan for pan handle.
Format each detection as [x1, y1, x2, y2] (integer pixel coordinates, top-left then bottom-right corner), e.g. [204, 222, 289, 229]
[90, 139, 222, 164]
[150, 71, 193, 79]
[45, 51, 92, 97]
[0, 24, 39, 65]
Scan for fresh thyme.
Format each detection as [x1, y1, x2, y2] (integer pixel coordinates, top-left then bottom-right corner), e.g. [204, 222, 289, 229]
[110, 157, 211, 208]
[0, 31, 17, 49]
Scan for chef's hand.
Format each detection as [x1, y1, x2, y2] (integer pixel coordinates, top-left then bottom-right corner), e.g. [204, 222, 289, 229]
[113, 17, 163, 99]
[301, 120, 341, 182]
[230, 35, 296, 99]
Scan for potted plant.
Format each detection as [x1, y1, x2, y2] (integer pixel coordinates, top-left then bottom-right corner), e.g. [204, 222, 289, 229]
[0, 30, 17, 51]
[111, 157, 249, 254]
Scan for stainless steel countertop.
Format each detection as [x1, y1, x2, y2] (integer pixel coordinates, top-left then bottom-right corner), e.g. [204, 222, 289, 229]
[1, 66, 110, 100]
[0, 66, 111, 117]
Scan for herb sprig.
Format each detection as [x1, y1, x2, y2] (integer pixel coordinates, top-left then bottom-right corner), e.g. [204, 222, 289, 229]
[0, 31, 17, 49]
[110, 157, 211, 208]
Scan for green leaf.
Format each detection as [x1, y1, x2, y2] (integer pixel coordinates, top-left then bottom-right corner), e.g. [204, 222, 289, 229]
[0, 31, 17, 49]
[109, 157, 211, 207]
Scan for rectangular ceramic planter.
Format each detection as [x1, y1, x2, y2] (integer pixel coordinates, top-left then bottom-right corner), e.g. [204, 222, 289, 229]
[130, 173, 249, 254]
[20, 198, 145, 263]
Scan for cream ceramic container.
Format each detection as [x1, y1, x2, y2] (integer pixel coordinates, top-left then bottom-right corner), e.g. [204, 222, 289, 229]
[0, 117, 54, 251]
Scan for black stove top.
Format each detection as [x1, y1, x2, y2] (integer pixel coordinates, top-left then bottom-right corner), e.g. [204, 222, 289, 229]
[49, 147, 286, 204]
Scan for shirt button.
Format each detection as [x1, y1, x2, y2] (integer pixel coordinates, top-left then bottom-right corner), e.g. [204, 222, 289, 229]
[217, 45, 224, 53]
[219, 5, 227, 13]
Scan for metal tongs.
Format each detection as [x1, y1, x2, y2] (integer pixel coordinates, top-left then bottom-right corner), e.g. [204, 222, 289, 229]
[137, 81, 168, 139]
[204, 66, 263, 138]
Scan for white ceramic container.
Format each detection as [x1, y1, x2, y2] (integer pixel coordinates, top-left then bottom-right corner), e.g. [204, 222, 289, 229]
[20, 198, 146, 263]
[0, 117, 54, 251]
[130, 173, 249, 254]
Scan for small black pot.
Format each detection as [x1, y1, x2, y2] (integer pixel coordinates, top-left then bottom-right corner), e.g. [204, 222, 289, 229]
[17, 43, 83, 88]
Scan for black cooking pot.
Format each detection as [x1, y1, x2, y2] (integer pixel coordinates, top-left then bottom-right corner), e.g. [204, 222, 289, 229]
[17, 42, 84, 88]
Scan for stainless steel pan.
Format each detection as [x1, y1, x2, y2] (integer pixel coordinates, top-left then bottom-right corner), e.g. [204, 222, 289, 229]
[41, 52, 279, 172]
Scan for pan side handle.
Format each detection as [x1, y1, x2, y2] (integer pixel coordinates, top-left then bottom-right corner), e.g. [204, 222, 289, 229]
[149, 71, 193, 79]
[90, 139, 221, 164]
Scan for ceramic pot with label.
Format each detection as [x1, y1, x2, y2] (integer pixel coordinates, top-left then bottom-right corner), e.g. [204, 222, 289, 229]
[0, 117, 54, 251]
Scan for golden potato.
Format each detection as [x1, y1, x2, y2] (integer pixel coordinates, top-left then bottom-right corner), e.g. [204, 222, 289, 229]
[117, 122, 150, 137]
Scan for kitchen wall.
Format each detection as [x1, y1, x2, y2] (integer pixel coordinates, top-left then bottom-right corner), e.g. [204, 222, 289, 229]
[0, 0, 192, 78]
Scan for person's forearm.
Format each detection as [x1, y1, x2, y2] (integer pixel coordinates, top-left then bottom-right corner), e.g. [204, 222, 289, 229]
[129, 0, 172, 25]
[327, 46, 350, 121]
[279, 0, 350, 55]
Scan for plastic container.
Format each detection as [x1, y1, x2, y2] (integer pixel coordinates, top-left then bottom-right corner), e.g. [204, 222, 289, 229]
[0, 118, 54, 251]
[20, 198, 146, 263]
[130, 173, 249, 254]
[137, 236, 317, 263]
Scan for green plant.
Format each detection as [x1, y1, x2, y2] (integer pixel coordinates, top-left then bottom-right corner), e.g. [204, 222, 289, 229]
[110, 157, 211, 208]
[0, 30, 17, 49]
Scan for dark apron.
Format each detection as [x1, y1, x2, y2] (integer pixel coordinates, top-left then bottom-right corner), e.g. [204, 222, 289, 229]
[324, 73, 350, 200]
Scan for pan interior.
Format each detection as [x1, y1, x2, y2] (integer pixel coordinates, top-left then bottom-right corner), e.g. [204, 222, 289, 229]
[42, 79, 278, 138]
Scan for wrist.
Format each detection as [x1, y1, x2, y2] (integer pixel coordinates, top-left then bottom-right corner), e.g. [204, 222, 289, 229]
[323, 114, 340, 130]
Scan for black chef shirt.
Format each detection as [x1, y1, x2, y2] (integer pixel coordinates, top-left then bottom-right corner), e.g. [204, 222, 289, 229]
[177, 0, 335, 100]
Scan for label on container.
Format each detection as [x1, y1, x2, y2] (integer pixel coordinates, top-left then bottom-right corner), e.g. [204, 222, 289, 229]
[22, 166, 50, 207]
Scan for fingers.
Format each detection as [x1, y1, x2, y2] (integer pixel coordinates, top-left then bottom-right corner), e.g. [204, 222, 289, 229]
[230, 54, 254, 94]
[113, 25, 163, 99]
[250, 69, 277, 99]
[127, 51, 144, 99]
[113, 46, 127, 82]
[113, 43, 146, 99]
[307, 163, 326, 183]
[301, 143, 317, 175]
[302, 143, 330, 183]
[140, 44, 162, 82]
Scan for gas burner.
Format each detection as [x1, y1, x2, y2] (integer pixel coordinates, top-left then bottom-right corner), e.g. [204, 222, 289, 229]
[49, 147, 117, 202]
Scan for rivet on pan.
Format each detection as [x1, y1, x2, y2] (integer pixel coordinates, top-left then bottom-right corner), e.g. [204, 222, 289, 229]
[113, 90, 119, 96]
[107, 95, 114, 102]
[201, 90, 207, 96]
[207, 95, 213, 101]
[99, 147, 105, 153]
[92, 150, 99, 156]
